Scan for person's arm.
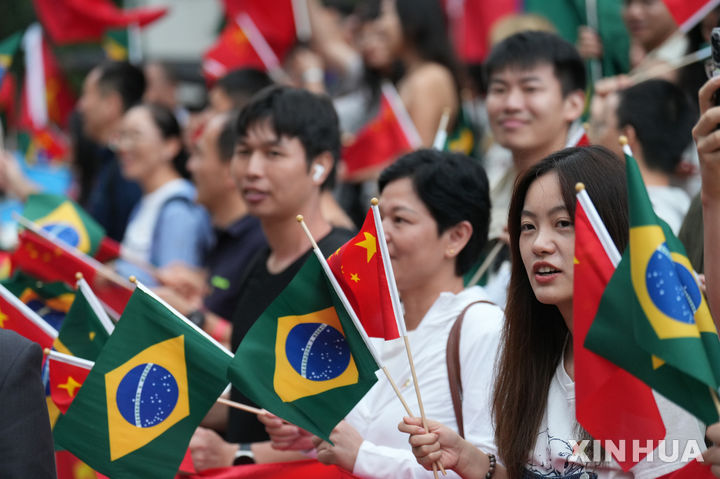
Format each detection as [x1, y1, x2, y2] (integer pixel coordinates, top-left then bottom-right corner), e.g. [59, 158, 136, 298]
[0, 334, 56, 478]
[398, 417, 506, 479]
[692, 75, 720, 322]
[401, 65, 459, 147]
[458, 304, 504, 458]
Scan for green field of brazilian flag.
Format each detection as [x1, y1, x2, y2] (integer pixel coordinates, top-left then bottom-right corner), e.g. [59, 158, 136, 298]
[586, 150, 720, 425]
[53, 285, 232, 479]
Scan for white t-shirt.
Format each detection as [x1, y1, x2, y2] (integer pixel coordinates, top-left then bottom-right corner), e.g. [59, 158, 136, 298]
[121, 178, 190, 263]
[347, 286, 504, 479]
[647, 186, 691, 235]
[526, 358, 706, 478]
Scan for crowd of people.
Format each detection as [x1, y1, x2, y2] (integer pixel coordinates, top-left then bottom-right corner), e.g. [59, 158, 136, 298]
[4, 0, 720, 477]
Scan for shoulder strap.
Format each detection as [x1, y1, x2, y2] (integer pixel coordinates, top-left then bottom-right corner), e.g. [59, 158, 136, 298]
[446, 299, 495, 439]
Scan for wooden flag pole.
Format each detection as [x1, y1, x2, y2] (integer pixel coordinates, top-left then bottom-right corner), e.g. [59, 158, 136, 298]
[217, 397, 264, 416]
[369, 199, 445, 477]
[296, 215, 415, 418]
[466, 241, 505, 288]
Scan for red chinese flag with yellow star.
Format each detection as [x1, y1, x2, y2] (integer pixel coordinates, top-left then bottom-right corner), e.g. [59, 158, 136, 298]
[48, 351, 93, 414]
[12, 229, 133, 317]
[0, 283, 57, 349]
[328, 208, 399, 340]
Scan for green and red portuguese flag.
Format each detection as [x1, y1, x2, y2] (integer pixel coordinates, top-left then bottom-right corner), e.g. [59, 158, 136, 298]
[228, 252, 380, 442]
[53, 283, 232, 479]
[585, 148, 720, 426]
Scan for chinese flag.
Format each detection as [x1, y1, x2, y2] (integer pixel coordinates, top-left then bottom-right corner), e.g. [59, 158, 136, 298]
[444, 0, 517, 63]
[573, 197, 665, 470]
[0, 284, 57, 349]
[12, 230, 133, 317]
[33, 0, 167, 45]
[48, 352, 91, 414]
[202, 21, 265, 84]
[328, 208, 399, 340]
[222, 0, 296, 59]
[342, 85, 420, 179]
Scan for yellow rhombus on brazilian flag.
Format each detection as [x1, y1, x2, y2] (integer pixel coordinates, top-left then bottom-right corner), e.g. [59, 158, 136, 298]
[228, 252, 380, 443]
[586, 150, 720, 425]
[23, 193, 106, 256]
[53, 283, 232, 479]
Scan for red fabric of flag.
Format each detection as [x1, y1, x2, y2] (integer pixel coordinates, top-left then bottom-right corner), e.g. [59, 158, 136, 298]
[222, 0, 296, 59]
[444, 0, 517, 63]
[33, 0, 167, 45]
[94, 237, 121, 263]
[0, 290, 55, 349]
[662, 0, 720, 32]
[12, 230, 132, 317]
[573, 199, 665, 470]
[657, 458, 715, 478]
[55, 450, 103, 479]
[342, 93, 414, 179]
[328, 208, 399, 340]
[48, 355, 91, 414]
[202, 21, 265, 84]
[180, 459, 359, 478]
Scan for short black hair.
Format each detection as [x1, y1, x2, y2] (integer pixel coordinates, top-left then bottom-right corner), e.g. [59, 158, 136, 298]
[378, 149, 490, 276]
[485, 31, 586, 96]
[616, 79, 696, 174]
[95, 61, 146, 112]
[235, 85, 340, 189]
[214, 68, 274, 110]
[217, 113, 237, 163]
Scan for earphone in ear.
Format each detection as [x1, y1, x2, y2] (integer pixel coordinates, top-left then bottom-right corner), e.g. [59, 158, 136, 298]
[312, 164, 326, 182]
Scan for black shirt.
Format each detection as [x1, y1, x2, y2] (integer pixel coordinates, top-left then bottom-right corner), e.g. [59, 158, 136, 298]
[227, 227, 354, 443]
[203, 215, 266, 320]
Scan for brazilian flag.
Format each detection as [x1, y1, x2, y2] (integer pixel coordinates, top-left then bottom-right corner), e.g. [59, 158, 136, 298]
[1, 271, 75, 331]
[228, 253, 379, 442]
[103, 29, 129, 61]
[0, 31, 21, 86]
[56, 277, 114, 361]
[53, 284, 232, 479]
[585, 150, 720, 425]
[23, 193, 106, 256]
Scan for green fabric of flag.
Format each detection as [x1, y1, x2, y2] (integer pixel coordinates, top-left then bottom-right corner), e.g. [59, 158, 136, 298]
[103, 29, 129, 61]
[53, 285, 232, 479]
[585, 152, 720, 425]
[57, 281, 112, 361]
[0, 31, 22, 84]
[228, 253, 379, 443]
[23, 193, 106, 256]
[525, 0, 630, 77]
[1, 271, 75, 331]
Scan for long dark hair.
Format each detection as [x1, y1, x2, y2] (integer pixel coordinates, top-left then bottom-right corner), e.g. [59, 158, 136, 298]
[142, 103, 190, 179]
[493, 146, 628, 478]
[357, 0, 462, 101]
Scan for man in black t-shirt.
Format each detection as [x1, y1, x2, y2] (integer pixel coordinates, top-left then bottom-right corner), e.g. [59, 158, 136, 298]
[189, 86, 353, 470]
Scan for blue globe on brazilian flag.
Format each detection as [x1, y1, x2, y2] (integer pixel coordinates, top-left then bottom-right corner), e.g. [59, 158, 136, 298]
[53, 284, 232, 478]
[228, 253, 379, 443]
[586, 150, 720, 426]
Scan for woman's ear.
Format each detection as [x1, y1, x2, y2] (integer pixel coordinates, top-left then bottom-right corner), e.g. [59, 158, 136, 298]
[445, 220, 473, 258]
[162, 137, 183, 163]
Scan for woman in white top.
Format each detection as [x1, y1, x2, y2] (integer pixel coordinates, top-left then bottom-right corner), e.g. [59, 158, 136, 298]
[114, 103, 211, 285]
[400, 146, 706, 478]
[262, 149, 504, 478]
